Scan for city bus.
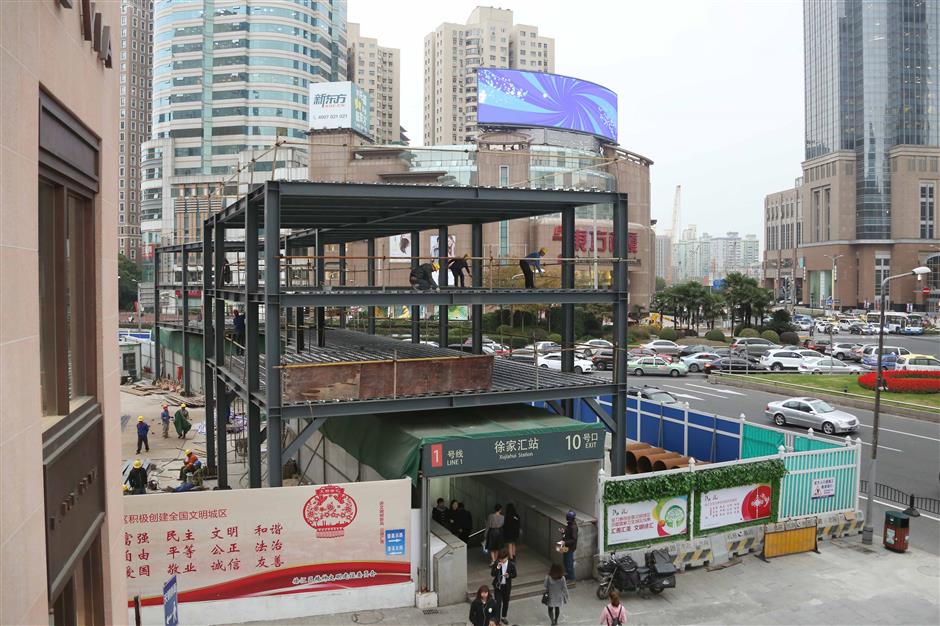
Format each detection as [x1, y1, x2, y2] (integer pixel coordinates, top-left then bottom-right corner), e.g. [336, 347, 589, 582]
[864, 311, 924, 334]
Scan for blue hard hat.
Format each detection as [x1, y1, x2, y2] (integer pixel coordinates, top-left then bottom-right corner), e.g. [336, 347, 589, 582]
[566, 510, 576, 520]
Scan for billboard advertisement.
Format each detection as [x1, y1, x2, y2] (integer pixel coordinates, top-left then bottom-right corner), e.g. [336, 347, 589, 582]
[700, 483, 772, 530]
[123, 479, 411, 606]
[477, 69, 618, 142]
[606, 496, 688, 546]
[309, 81, 372, 138]
[389, 234, 412, 262]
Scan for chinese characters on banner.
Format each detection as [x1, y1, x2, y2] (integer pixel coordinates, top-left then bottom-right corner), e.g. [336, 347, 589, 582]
[123, 479, 411, 607]
[606, 496, 688, 546]
[699, 483, 772, 531]
[811, 477, 835, 499]
[551, 226, 638, 254]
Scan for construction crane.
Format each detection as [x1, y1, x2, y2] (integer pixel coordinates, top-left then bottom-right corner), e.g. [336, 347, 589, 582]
[667, 185, 681, 285]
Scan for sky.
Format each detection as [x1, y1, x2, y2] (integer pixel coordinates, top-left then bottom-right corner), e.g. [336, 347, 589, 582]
[347, 0, 806, 242]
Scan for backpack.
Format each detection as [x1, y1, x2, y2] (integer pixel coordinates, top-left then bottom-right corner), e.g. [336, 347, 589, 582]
[607, 606, 624, 626]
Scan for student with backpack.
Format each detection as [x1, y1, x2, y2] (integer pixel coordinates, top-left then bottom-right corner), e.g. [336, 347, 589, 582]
[599, 590, 627, 626]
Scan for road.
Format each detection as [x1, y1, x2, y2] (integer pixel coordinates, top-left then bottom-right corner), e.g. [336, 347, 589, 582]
[819, 332, 940, 358]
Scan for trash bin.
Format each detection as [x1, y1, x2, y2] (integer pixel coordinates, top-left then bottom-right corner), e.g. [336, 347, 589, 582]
[883, 511, 910, 553]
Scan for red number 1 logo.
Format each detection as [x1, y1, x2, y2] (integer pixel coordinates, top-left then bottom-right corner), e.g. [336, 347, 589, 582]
[431, 444, 443, 468]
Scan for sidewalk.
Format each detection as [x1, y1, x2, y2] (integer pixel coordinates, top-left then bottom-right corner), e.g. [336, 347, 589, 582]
[243, 537, 940, 626]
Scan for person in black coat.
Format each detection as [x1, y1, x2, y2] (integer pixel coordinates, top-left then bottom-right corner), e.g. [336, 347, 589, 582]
[409, 262, 439, 290]
[469, 585, 498, 626]
[490, 549, 517, 625]
[453, 501, 472, 544]
[447, 253, 470, 287]
[502, 503, 520, 560]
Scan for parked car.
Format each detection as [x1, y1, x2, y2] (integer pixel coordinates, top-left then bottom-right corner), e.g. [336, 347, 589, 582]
[837, 318, 863, 332]
[848, 323, 874, 335]
[704, 357, 765, 373]
[827, 342, 862, 360]
[627, 386, 680, 404]
[642, 340, 682, 355]
[537, 352, 596, 374]
[731, 337, 780, 357]
[795, 319, 814, 332]
[849, 344, 875, 362]
[713, 347, 733, 358]
[803, 337, 832, 352]
[764, 397, 859, 435]
[680, 352, 721, 373]
[580, 338, 613, 357]
[627, 356, 688, 377]
[893, 354, 940, 371]
[797, 357, 862, 374]
[628, 348, 674, 362]
[593, 348, 614, 370]
[861, 346, 912, 370]
[507, 348, 535, 363]
[679, 343, 713, 357]
[525, 341, 562, 354]
[759, 349, 809, 371]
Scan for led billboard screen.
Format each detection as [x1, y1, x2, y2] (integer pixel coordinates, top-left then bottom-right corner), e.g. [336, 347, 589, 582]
[477, 69, 618, 142]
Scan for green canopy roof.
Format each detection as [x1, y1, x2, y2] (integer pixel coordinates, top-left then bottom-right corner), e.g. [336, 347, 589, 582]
[320, 404, 605, 485]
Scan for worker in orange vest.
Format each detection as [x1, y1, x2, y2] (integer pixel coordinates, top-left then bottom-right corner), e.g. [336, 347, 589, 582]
[179, 449, 199, 481]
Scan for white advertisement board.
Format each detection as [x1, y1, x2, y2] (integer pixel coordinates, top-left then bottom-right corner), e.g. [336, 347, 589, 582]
[700, 483, 772, 530]
[606, 496, 688, 546]
[811, 477, 835, 499]
[309, 82, 371, 136]
[123, 479, 411, 608]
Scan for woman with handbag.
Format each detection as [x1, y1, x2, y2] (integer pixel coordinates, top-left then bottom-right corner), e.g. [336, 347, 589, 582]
[485, 503, 505, 564]
[543, 563, 569, 626]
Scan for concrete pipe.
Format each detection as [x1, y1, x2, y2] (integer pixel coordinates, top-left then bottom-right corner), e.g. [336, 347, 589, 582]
[626, 445, 660, 474]
[654, 456, 691, 471]
[638, 451, 680, 473]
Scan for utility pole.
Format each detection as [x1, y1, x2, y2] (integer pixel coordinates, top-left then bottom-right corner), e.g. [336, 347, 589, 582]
[823, 254, 844, 314]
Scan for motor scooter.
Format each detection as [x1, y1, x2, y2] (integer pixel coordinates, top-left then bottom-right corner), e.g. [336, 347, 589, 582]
[596, 550, 677, 599]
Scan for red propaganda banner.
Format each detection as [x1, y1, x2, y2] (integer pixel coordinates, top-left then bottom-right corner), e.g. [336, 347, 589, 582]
[551, 227, 638, 254]
[699, 483, 772, 530]
[122, 479, 411, 607]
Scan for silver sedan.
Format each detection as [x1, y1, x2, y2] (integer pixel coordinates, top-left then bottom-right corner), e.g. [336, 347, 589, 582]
[764, 397, 859, 435]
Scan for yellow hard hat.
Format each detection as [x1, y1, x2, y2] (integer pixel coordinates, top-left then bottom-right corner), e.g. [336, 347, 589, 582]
[463, 253, 470, 259]
[180, 403, 187, 408]
[137, 415, 144, 422]
[432, 261, 440, 271]
[133, 459, 143, 468]
[123, 484, 130, 492]
[538, 247, 547, 255]
[184, 449, 192, 456]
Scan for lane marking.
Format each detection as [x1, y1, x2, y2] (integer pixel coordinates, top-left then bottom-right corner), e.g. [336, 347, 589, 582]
[857, 440, 903, 453]
[661, 384, 727, 399]
[667, 392, 705, 401]
[855, 424, 940, 443]
[687, 383, 747, 396]
[858, 495, 940, 523]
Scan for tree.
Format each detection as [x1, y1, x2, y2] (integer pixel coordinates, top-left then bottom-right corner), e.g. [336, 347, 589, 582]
[118, 253, 141, 312]
[655, 276, 667, 293]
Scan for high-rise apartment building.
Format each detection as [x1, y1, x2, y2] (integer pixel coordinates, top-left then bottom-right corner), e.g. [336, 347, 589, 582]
[423, 6, 554, 145]
[655, 233, 672, 283]
[118, 0, 153, 263]
[797, 0, 939, 310]
[673, 227, 760, 284]
[347, 22, 401, 144]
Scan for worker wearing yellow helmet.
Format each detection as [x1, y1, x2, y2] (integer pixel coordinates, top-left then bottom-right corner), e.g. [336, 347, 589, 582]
[174, 403, 192, 440]
[136, 415, 150, 454]
[520, 247, 548, 289]
[409, 259, 440, 291]
[127, 458, 148, 495]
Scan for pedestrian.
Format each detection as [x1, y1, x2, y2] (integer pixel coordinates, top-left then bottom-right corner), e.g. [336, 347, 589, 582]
[432, 497, 448, 526]
[486, 503, 505, 563]
[560, 509, 578, 581]
[160, 403, 171, 438]
[454, 501, 473, 544]
[599, 590, 627, 626]
[232, 308, 246, 355]
[490, 548, 516, 625]
[543, 563, 569, 626]
[503, 503, 520, 560]
[448, 253, 470, 287]
[135, 415, 150, 453]
[519, 247, 546, 289]
[179, 449, 199, 482]
[409, 261, 439, 290]
[221, 258, 232, 286]
[468, 585, 498, 626]
[444, 499, 459, 533]
[127, 459, 148, 495]
[173, 403, 191, 439]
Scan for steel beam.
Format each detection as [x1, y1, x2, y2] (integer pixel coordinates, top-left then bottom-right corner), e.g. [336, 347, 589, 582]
[181, 249, 191, 395]
[213, 219, 229, 487]
[203, 229, 216, 471]
[411, 230, 420, 343]
[562, 207, 575, 417]
[367, 238, 376, 335]
[316, 238, 326, 348]
[264, 183, 284, 487]
[274, 289, 616, 307]
[584, 397, 616, 433]
[338, 242, 347, 328]
[153, 249, 161, 379]
[471, 223, 483, 354]
[215, 373, 230, 489]
[246, 197, 262, 488]
[438, 226, 448, 348]
[282, 417, 327, 460]
[611, 194, 629, 476]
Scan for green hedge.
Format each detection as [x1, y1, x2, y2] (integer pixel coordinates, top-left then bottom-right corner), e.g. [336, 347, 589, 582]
[659, 327, 679, 341]
[760, 330, 780, 344]
[779, 331, 799, 346]
[704, 329, 726, 342]
[739, 327, 759, 338]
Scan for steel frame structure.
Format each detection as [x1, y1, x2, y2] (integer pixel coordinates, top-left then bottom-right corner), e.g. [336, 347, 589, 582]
[154, 181, 631, 494]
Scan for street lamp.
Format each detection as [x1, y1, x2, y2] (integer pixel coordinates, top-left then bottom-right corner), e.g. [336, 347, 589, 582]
[862, 265, 931, 545]
[823, 254, 844, 314]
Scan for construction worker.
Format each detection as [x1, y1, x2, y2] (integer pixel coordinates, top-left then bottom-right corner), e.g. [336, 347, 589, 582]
[174, 403, 192, 439]
[127, 459, 148, 495]
[448, 253, 470, 288]
[409, 261, 440, 290]
[179, 449, 199, 482]
[232, 308, 246, 355]
[160, 403, 171, 438]
[136, 415, 150, 454]
[520, 247, 547, 289]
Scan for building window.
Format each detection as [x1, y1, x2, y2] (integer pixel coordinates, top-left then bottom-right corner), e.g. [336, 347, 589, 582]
[874, 256, 891, 299]
[921, 183, 935, 239]
[499, 165, 509, 187]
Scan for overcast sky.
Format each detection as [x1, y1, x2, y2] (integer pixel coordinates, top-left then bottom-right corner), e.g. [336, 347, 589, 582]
[347, 0, 805, 241]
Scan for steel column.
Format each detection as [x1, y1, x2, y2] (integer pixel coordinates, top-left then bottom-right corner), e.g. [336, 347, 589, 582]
[611, 195, 629, 475]
[246, 196, 262, 488]
[471, 223, 483, 354]
[438, 226, 449, 348]
[181, 249, 191, 395]
[420, 473, 430, 592]
[411, 230, 420, 343]
[215, 374, 230, 489]
[264, 183, 284, 487]
[339, 242, 347, 328]
[202, 229, 216, 471]
[213, 220, 229, 488]
[367, 238, 376, 335]
[153, 249, 161, 379]
[562, 207, 575, 416]
[316, 238, 326, 347]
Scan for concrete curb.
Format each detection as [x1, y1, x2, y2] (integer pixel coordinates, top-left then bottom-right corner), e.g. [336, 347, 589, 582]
[709, 374, 939, 422]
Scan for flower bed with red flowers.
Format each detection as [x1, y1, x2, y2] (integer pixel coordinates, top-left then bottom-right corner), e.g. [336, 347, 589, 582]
[858, 370, 940, 394]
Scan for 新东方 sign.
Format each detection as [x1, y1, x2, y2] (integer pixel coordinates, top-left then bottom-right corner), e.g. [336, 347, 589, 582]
[309, 82, 372, 138]
[811, 477, 835, 499]
[607, 496, 688, 546]
[700, 483, 772, 530]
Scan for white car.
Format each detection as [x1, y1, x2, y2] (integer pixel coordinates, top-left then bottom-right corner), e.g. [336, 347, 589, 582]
[537, 353, 595, 374]
[894, 355, 940, 371]
[642, 339, 681, 355]
[759, 349, 808, 371]
[795, 320, 813, 331]
[680, 352, 721, 373]
[580, 338, 614, 357]
[798, 357, 862, 374]
[526, 341, 562, 354]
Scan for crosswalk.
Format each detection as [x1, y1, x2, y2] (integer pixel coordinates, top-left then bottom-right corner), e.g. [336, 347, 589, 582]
[659, 382, 744, 402]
